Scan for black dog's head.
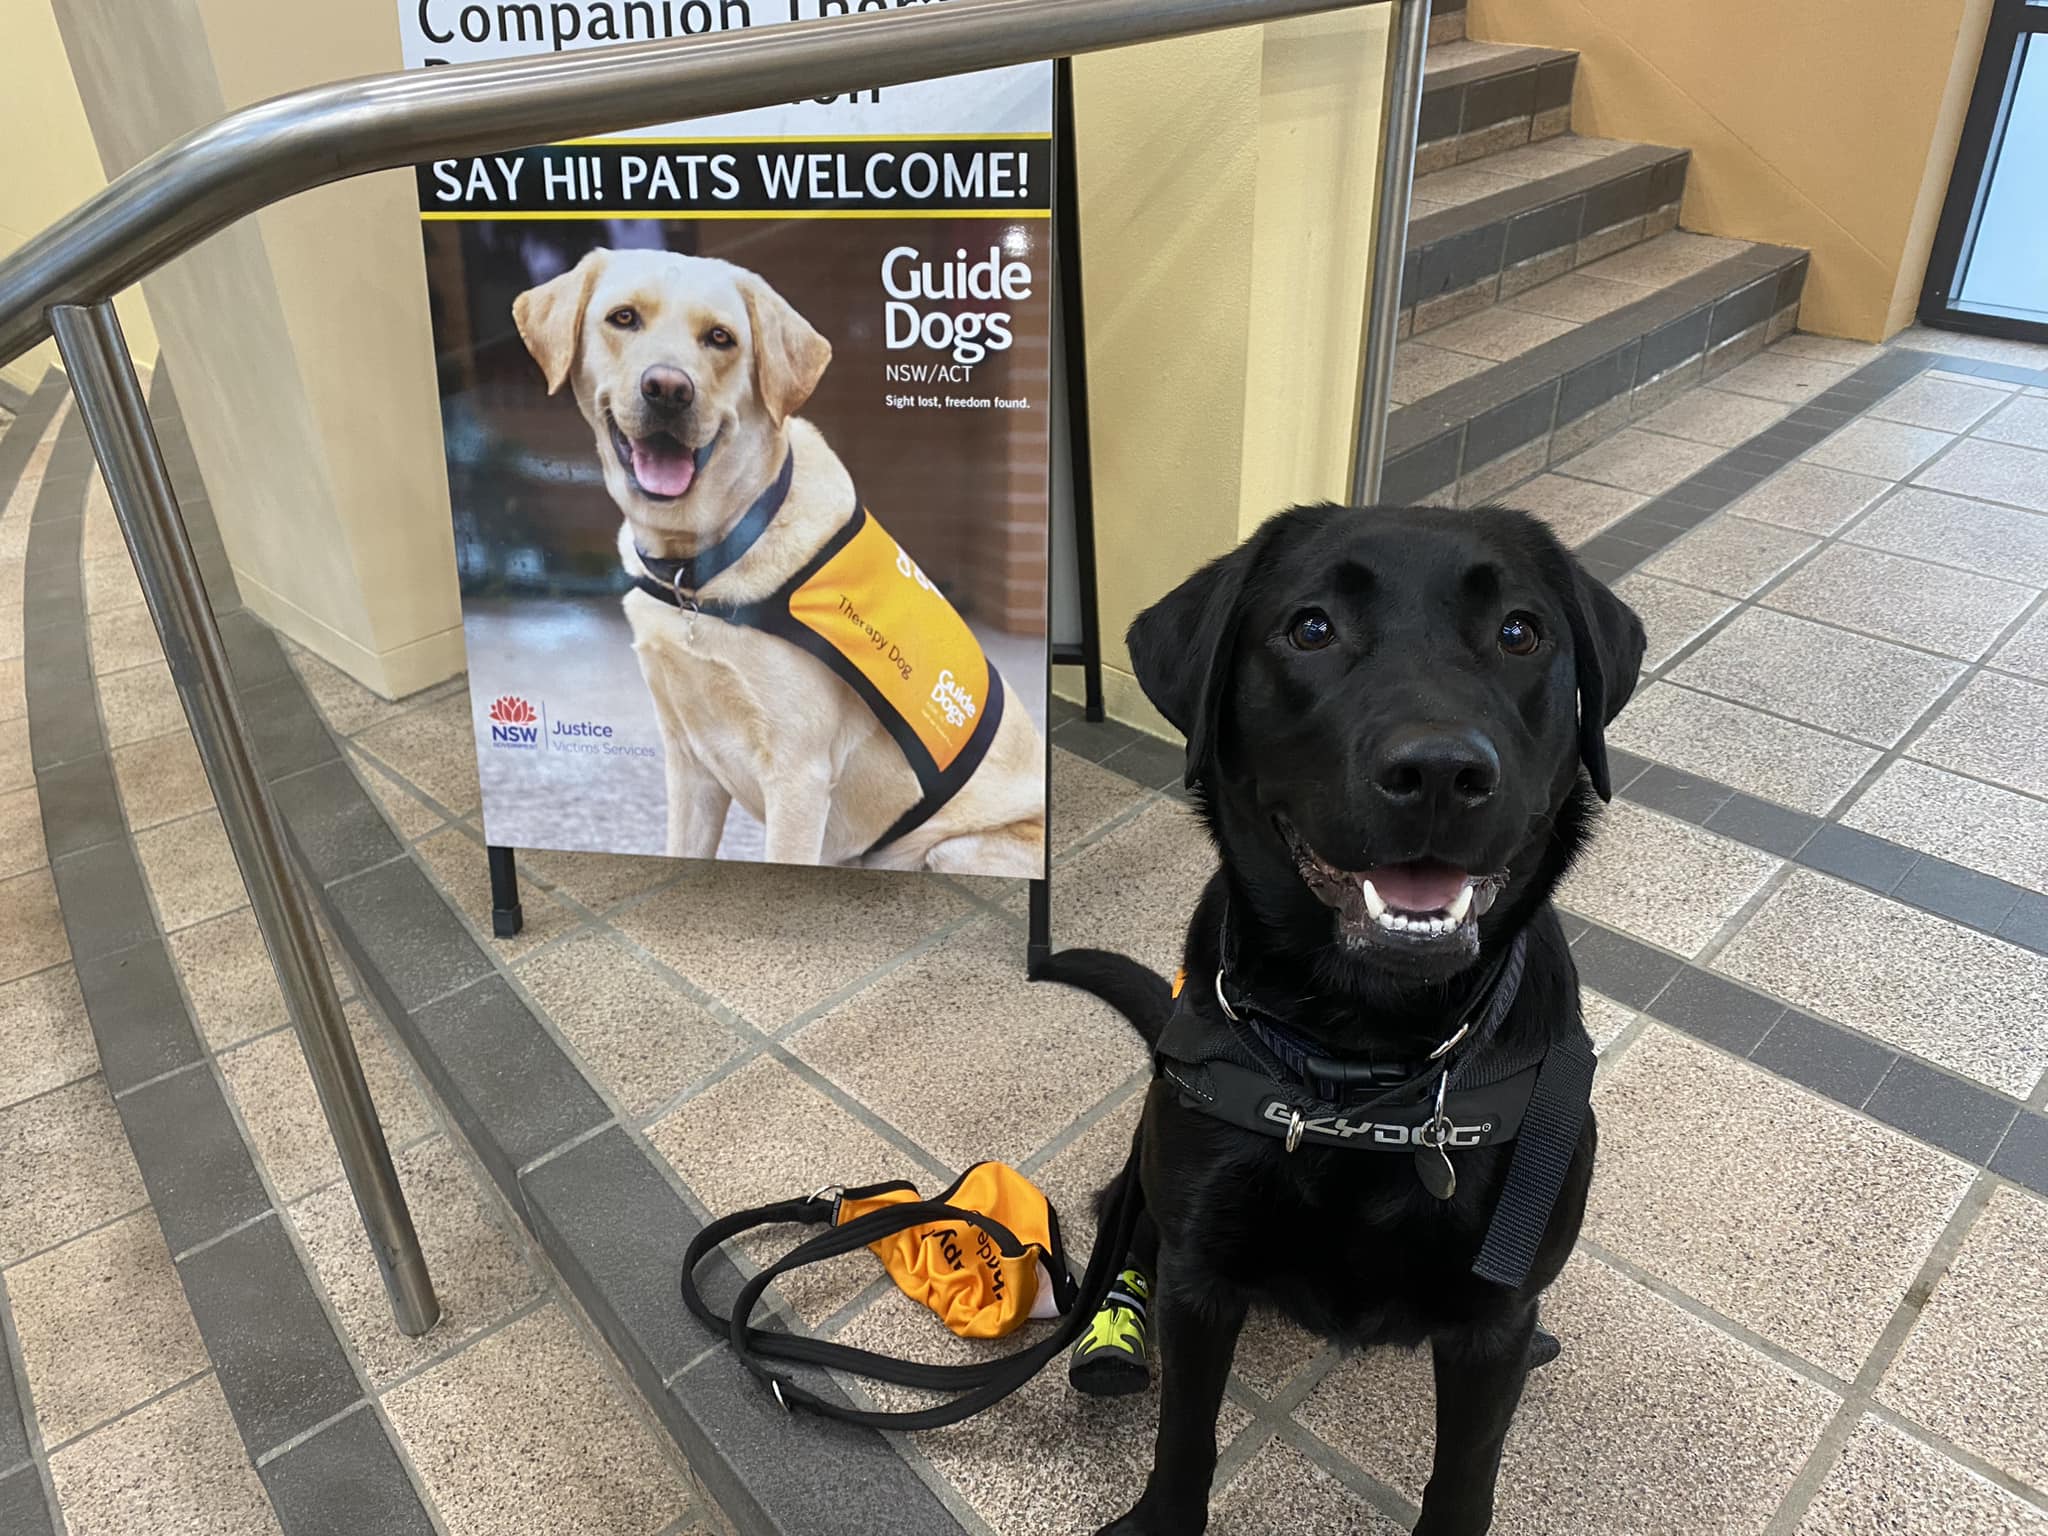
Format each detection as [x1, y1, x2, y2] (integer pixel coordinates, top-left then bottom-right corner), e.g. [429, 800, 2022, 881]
[1130, 504, 1644, 989]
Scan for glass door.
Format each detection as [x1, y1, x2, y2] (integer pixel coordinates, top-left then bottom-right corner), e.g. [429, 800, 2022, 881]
[1922, 0, 2048, 342]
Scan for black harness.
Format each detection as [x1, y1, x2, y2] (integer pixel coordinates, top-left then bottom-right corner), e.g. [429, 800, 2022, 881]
[1158, 928, 1596, 1290]
[629, 450, 1005, 857]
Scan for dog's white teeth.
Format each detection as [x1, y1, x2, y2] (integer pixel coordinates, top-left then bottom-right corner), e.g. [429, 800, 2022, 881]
[1447, 884, 1474, 924]
[1360, 879, 1387, 921]
[1475, 883, 1500, 916]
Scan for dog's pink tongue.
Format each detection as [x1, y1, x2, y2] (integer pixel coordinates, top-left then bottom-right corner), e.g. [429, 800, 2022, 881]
[631, 436, 696, 499]
[1369, 861, 1469, 912]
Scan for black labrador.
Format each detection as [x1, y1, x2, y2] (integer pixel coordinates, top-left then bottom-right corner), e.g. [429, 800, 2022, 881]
[1041, 503, 1644, 1536]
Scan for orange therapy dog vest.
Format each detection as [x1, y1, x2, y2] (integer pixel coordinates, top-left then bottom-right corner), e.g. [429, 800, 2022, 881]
[632, 449, 1006, 854]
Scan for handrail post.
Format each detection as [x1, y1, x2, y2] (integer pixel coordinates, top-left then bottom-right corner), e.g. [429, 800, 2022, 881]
[1351, 0, 1431, 504]
[47, 301, 440, 1339]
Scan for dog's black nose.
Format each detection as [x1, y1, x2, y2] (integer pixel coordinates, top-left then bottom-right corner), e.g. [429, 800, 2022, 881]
[1371, 725, 1500, 809]
[640, 365, 695, 410]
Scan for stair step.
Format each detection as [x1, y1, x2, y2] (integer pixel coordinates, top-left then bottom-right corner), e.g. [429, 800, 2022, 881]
[1430, 3, 1466, 45]
[1421, 40, 1577, 172]
[1404, 138, 1691, 337]
[1383, 232, 1809, 506]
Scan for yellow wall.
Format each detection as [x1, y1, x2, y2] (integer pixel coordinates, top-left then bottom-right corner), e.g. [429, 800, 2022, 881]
[0, 0, 157, 397]
[1468, 0, 1992, 342]
[1074, 10, 1391, 733]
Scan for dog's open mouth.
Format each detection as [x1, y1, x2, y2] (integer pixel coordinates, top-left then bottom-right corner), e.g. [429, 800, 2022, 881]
[1278, 817, 1506, 951]
[608, 416, 715, 501]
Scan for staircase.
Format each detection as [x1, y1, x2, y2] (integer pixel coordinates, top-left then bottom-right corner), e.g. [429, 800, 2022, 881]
[1386, 0, 1808, 506]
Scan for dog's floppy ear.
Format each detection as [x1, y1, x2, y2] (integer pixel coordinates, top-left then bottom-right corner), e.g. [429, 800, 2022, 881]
[513, 251, 605, 396]
[739, 272, 832, 426]
[1128, 536, 1261, 789]
[1563, 560, 1646, 801]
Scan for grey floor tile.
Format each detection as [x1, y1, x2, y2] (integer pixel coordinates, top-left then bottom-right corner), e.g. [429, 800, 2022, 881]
[1803, 417, 1954, 480]
[1973, 392, 2048, 451]
[0, 1468, 54, 1536]
[1994, 606, 2048, 681]
[611, 859, 973, 1028]
[519, 1126, 714, 1387]
[269, 759, 405, 884]
[1706, 793, 1822, 859]
[49, 842, 158, 962]
[1426, 305, 1577, 362]
[1043, 799, 1218, 978]
[1295, 1252, 1837, 1533]
[0, 1075, 145, 1265]
[517, 931, 740, 1120]
[1590, 1026, 1969, 1374]
[1642, 962, 1784, 1053]
[1878, 1188, 2048, 1491]
[1868, 373, 2011, 433]
[352, 695, 481, 817]
[132, 810, 246, 933]
[1715, 869, 2048, 1097]
[649, 1056, 921, 1324]
[1667, 608, 1964, 746]
[258, 1407, 437, 1536]
[382, 1305, 689, 1536]
[1099, 731, 1186, 793]
[1916, 435, 2048, 514]
[1503, 270, 1643, 324]
[1557, 429, 1724, 495]
[178, 1214, 362, 1458]
[1715, 351, 1857, 404]
[0, 964, 99, 1107]
[1844, 759, 2048, 895]
[1568, 920, 1684, 1008]
[1637, 386, 1792, 447]
[1642, 515, 1816, 598]
[35, 753, 125, 860]
[1623, 761, 1735, 823]
[1893, 857, 2025, 933]
[2001, 889, 2048, 956]
[1559, 801, 1779, 957]
[1864, 1056, 2020, 1163]
[47, 1375, 281, 1536]
[1209, 1440, 1402, 1534]
[1504, 473, 1646, 547]
[1911, 670, 2048, 799]
[7, 1208, 209, 1447]
[116, 1065, 271, 1255]
[328, 858, 494, 1014]
[0, 868, 70, 983]
[1750, 1010, 1898, 1107]
[72, 940, 202, 1096]
[1609, 681, 1879, 813]
[1795, 1415, 2048, 1535]
[1391, 341, 1491, 405]
[167, 908, 289, 1053]
[290, 1137, 542, 1389]
[406, 976, 611, 1173]
[1846, 486, 2048, 585]
[1612, 574, 1736, 670]
[410, 827, 580, 962]
[791, 919, 1150, 1171]
[1800, 823, 1920, 893]
[1765, 544, 2035, 660]
[1991, 1112, 2048, 1197]
[1585, 231, 1754, 286]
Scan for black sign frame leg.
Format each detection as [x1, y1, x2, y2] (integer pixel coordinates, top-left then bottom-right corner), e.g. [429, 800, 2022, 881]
[488, 844, 523, 937]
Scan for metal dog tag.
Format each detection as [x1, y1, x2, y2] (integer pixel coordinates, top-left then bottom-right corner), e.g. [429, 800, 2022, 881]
[1415, 1074, 1457, 1200]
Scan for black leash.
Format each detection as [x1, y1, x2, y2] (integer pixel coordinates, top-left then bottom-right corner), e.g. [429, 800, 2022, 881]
[678, 1136, 1146, 1430]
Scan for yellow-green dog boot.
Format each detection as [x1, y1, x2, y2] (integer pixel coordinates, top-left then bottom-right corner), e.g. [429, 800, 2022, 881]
[1069, 1268, 1151, 1398]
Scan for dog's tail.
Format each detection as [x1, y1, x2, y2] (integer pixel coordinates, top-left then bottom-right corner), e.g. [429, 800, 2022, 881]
[1033, 948, 1173, 1048]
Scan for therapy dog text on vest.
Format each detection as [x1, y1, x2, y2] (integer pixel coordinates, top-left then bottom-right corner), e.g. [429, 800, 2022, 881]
[787, 512, 992, 772]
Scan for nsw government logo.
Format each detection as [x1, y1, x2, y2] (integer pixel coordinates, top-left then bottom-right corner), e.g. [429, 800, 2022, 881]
[487, 696, 541, 749]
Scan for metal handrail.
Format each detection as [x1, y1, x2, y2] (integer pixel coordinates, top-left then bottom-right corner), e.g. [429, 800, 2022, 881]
[4, 0, 1423, 1339]
[0, 0, 1380, 366]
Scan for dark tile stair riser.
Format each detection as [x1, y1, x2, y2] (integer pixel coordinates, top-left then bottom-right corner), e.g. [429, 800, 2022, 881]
[1386, 249, 1810, 500]
[1405, 146, 1689, 323]
[1419, 48, 1576, 150]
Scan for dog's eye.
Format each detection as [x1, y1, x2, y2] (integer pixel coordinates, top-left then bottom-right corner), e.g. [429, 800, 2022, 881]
[1498, 613, 1542, 656]
[1288, 611, 1336, 651]
[706, 326, 736, 349]
[607, 307, 640, 330]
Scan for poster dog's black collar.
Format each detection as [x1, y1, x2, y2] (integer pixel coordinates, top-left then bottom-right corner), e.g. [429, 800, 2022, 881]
[633, 444, 792, 605]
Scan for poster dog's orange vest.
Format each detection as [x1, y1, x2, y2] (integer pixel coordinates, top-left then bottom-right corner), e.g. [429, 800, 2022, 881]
[632, 450, 1005, 855]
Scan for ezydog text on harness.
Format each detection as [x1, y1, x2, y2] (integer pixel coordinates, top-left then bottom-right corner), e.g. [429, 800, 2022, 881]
[632, 448, 1005, 856]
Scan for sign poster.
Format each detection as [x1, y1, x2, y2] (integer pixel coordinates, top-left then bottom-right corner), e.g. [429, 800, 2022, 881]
[400, 4, 1053, 878]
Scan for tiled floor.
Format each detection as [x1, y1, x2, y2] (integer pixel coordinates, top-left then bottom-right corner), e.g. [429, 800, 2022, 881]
[12, 319, 2048, 1535]
[0, 385, 719, 1536]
